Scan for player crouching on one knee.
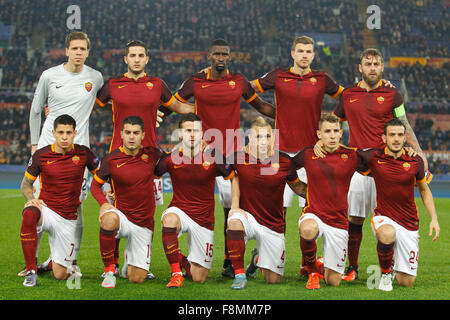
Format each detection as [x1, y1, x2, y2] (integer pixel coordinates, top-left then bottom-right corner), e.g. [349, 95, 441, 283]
[225, 117, 306, 289]
[155, 113, 234, 288]
[91, 116, 163, 288]
[362, 119, 440, 291]
[20, 115, 99, 287]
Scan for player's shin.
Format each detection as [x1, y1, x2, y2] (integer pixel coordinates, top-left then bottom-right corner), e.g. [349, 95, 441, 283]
[347, 221, 363, 269]
[300, 237, 317, 273]
[99, 228, 117, 272]
[20, 207, 41, 272]
[226, 229, 246, 275]
[162, 227, 182, 275]
[377, 241, 395, 274]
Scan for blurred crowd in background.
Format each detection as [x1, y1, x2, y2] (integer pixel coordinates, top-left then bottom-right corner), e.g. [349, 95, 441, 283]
[0, 0, 448, 173]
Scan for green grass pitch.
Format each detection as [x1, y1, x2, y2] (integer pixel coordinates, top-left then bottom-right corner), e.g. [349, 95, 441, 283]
[0, 189, 449, 301]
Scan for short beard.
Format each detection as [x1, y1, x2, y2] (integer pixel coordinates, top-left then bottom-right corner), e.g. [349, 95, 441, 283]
[362, 73, 382, 87]
[215, 65, 226, 72]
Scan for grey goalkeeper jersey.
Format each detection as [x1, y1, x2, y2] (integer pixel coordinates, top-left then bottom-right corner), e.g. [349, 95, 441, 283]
[29, 63, 103, 148]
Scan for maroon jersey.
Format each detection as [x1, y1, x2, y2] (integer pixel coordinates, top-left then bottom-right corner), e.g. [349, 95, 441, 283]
[25, 144, 99, 220]
[229, 151, 298, 234]
[91, 146, 162, 231]
[175, 69, 257, 155]
[254, 68, 343, 153]
[333, 81, 403, 149]
[359, 148, 426, 231]
[292, 147, 366, 230]
[154, 148, 234, 231]
[96, 74, 174, 150]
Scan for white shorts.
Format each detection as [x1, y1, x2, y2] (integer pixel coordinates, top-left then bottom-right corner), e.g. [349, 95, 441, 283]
[298, 213, 348, 274]
[371, 215, 419, 276]
[161, 206, 214, 270]
[37, 206, 77, 268]
[216, 176, 232, 208]
[106, 208, 153, 271]
[348, 172, 376, 219]
[228, 210, 286, 276]
[153, 178, 164, 206]
[283, 167, 307, 208]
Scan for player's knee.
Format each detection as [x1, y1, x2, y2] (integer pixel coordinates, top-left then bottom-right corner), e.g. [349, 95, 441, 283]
[52, 267, 69, 280]
[349, 215, 365, 225]
[325, 274, 342, 287]
[299, 219, 318, 240]
[162, 212, 179, 228]
[192, 273, 208, 283]
[376, 224, 396, 244]
[100, 211, 119, 231]
[128, 273, 146, 284]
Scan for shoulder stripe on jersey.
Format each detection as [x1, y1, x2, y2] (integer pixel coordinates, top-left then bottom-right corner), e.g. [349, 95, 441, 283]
[161, 95, 175, 107]
[223, 170, 235, 181]
[253, 79, 265, 93]
[244, 92, 258, 103]
[95, 97, 106, 107]
[331, 111, 346, 121]
[94, 174, 106, 185]
[25, 171, 37, 181]
[175, 92, 187, 103]
[330, 86, 344, 99]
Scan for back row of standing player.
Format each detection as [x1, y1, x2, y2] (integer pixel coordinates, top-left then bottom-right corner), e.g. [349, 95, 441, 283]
[21, 32, 438, 290]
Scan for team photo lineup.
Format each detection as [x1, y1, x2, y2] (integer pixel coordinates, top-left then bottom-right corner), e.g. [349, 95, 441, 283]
[16, 29, 441, 294]
[1, 1, 448, 302]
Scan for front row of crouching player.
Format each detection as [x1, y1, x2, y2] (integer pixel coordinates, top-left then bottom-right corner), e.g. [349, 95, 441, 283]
[19, 113, 440, 291]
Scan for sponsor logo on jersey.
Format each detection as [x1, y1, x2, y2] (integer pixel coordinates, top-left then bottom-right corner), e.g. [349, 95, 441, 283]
[72, 155, 80, 165]
[228, 80, 236, 89]
[377, 96, 385, 104]
[85, 82, 93, 92]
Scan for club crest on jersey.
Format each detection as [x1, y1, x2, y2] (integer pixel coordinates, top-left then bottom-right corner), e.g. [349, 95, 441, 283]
[72, 155, 80, 165]
[377, 96, 385, 104]
[309, 77, 317, 85]
[202, 161, 211, 170]
[141, 154, 149, 162]
[228, 80, 236, 89]
[403, 162, 411, 171]
[85, 82, 93, 92]
[341, 153, 349, 161]
[146, 82, 154, 90]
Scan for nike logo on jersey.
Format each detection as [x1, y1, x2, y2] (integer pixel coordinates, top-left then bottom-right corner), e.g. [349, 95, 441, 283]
[56, 85, 63, 88]
[377, 160, 387, 164]
[350, 99, 358, 103]
[173, 165, 184, 169]
[283, 79, 294, 82]
[201, 84, 212, 88]
[118, 85, 128, 89]
[312, 156, 319, 160]
[47, 160, 57, 164]
[116, 162, 128, 168]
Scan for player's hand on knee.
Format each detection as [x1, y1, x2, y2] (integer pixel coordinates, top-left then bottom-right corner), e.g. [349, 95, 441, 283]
[24, 199, 46, 209]
[99, 203, 116, 222]
[313, 140, 326, 158]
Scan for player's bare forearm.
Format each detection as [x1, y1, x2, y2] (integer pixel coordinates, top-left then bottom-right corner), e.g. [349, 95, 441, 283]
[20, 176, 35, 201]
[249, 97, 275, 119]
[418, 182, 440, 241]
[168, 99, 195, 114]
[398, 114, 422, 153]
[230, 175, 240, 209]
[289, 180, 307, 198]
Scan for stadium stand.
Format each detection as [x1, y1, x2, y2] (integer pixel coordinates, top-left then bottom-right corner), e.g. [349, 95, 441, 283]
[0, 0, 448, 174]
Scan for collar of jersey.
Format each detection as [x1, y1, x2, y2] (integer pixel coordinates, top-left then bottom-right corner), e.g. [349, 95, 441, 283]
[51, 143, 75, 153]
[206, 68, 230, 80]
